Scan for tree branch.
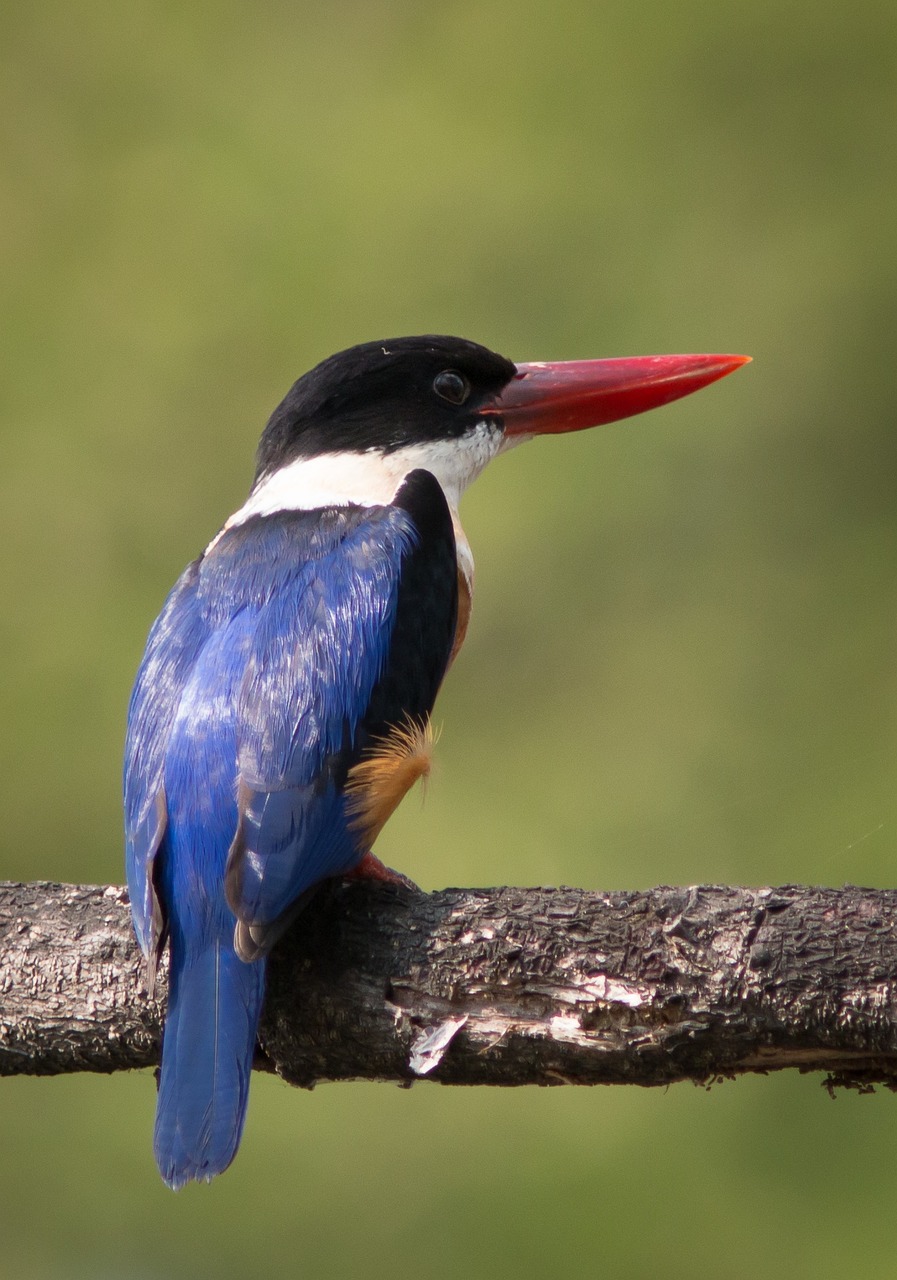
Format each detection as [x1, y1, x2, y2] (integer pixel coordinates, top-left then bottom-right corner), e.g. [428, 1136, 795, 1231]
[3, 879, 897, 1092]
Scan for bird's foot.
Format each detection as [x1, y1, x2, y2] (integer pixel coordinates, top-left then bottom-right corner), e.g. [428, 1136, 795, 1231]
[345, 851, 419, 891]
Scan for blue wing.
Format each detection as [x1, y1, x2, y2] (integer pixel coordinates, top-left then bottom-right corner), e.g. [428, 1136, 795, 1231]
[224, 469, 459, 943]
[125, 468, 458, 956]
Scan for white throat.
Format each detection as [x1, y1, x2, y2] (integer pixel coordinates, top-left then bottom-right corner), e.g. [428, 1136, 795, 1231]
[217, 422, 516, 587]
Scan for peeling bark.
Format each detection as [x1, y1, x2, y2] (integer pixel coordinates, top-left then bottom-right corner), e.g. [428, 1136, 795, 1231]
[2, 880, 897, 1092]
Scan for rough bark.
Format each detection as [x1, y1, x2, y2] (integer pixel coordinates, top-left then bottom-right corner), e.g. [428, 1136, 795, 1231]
[2, 879, 897, 1093]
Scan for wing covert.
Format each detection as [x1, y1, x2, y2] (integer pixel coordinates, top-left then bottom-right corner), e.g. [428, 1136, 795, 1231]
[226, 470, 458, 943]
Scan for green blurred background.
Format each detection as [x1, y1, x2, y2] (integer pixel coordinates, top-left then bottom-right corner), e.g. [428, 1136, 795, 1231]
[3, 1, 897, 1276]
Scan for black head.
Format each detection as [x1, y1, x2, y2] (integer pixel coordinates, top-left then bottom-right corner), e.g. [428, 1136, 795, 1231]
[254, 335, 517, 481]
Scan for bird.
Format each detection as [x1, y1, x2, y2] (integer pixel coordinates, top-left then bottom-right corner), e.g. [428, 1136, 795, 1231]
[124, 334, 748, 1188]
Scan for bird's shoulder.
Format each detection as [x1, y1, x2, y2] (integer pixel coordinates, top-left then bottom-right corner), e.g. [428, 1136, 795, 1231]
[200, 470, 455, 605]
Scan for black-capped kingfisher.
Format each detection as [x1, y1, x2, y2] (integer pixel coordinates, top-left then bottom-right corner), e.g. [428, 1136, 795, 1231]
[124, 335, 748, 1188]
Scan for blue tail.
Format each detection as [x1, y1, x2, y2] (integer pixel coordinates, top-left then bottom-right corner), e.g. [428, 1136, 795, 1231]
[154, 939, 266, 1189]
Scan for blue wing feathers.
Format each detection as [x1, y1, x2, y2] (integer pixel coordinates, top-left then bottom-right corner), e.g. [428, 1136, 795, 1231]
[230, 510, 418, 924]
[125, 559, 207, 956]
[124, 498, 450, 1185]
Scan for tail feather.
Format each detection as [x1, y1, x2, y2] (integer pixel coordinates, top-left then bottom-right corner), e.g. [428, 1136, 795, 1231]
[154, 940, 266, 1189]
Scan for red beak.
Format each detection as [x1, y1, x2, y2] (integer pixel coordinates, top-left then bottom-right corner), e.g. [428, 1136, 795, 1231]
[484, 353, 750, 436]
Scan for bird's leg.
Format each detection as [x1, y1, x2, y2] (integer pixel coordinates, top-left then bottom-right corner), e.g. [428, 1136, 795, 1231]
[345, 851, 419, 891]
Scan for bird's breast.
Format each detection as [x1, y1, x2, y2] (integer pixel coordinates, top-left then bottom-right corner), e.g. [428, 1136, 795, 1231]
[448, 512, 473, 669]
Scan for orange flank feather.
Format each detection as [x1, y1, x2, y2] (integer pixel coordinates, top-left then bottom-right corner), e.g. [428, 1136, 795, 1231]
[448, 568, 472, 669]
[345, 716, 436, 849]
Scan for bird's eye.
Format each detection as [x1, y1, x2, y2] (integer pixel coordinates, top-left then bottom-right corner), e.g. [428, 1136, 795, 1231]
[433, 370, 470, 405]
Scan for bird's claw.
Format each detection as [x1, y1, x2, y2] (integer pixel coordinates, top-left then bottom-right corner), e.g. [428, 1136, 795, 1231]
[345, 851, 419, 890]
